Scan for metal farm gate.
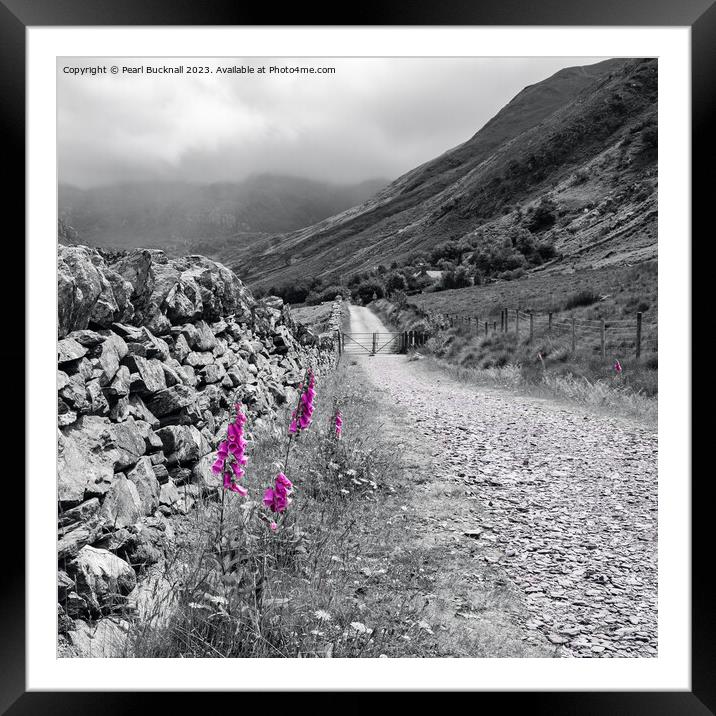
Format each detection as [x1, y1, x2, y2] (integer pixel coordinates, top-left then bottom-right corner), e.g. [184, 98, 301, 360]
[338, 330, 427, 356]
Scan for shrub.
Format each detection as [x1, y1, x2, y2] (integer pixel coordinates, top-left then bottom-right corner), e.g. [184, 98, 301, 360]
[306, 284, 348, 305]
[564, 289, 601, 309]
[385, 272, 408, 293]
[525, 198, 557, 233]
[353, 280, 385, 304]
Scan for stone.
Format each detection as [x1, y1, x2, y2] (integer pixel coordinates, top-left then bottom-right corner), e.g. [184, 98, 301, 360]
[181, 364, 197, 387]
[58, 498, 101, 528]
[112, 417, 147, 471]
[67, 617, 131, 657]
[58, 337, 87, 364]
[161, 362, 182, 387]
[196, 384, 222, 415]
[124, 355, 167, 394]
[58, 525, 100, 561]
[68, 329, 106, 348]
[178, 255, 254, 322]
[63, 592, 89, 618]
[126, 457, 161, 516]
[110, 249, 157, 307]
[57, 370, 70, 392]
[126, 394, 160, 428]
[58, 406, 78, 428]
[111, 323, 146, 342]
[85, 379, 110, 415]
[127, 573, 177, 630]
[59, 375, 88, 413]
[171, 333, 191, 363]
[218, 349, 237, 369]
[98, 474, 143, 531]
[200, 363, 225, 384]
[138, 329, 170, 360]
[149, 451, 166, 465]
[184, 351, 214, 368]
[152, 464, 170, 483]
[155, 424, 209, 465]
[109, 397, 131, 423]
[105, 365, 131, 398]
[191, 453, 222, 494]
[69, 357, 96, 381]
[58, 417, 118, 505]
[164, 275, 203, 325]
[169, 466, 192, 485]
[97, 332, 128, 385]
[103, 268, 135, 324]
[145, 430, 164, 452]
[58, 246, 111, 337]
[211, 318, 228, 335]
[159, 481, 180, 507]
[58, 571, 75, 600]
[145, 384, 197, 417]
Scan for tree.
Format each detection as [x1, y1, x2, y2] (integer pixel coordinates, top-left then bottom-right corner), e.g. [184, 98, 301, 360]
[354, 280, 385, 304]
[385, 272, 408, 293]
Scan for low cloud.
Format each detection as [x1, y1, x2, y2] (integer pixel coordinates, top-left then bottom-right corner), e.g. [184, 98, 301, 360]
[58, 56, 607, 188]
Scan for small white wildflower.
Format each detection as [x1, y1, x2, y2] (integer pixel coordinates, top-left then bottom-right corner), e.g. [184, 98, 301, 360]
[350, 621, 372, 634]
[314, 609, 332, 622]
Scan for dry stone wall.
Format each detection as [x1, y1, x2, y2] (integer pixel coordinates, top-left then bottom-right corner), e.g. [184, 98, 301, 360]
[56, 245, 336, 653]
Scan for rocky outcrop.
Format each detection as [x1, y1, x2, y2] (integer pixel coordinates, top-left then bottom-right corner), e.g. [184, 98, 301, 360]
[57, 244, 336, 655]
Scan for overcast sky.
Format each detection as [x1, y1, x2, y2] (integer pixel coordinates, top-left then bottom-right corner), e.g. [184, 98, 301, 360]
[58, 56, 607, 189]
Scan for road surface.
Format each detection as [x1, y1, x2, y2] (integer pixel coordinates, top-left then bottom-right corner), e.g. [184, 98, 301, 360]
[347, 304, 658, 658]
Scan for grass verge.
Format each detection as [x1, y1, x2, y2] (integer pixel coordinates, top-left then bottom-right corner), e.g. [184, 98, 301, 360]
[372, 298, 657, 424]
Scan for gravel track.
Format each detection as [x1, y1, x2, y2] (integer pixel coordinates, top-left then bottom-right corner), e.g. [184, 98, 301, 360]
[348, 305, 658, 657]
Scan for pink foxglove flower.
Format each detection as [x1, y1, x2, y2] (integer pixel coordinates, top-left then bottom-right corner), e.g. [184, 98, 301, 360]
[263, 472, 293, 514]
[614, 359, 623, 374]
[334, 410, 343, 439]
[212, 403, 249, 495]
[290, 370, 316, 433]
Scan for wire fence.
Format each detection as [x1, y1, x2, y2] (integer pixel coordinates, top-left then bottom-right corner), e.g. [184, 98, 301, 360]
[436, 308, 656, 359]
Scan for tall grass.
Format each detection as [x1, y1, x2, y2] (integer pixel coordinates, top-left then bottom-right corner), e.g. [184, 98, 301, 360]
[125, 365, 437, 658]
[372, 295, 657, 423]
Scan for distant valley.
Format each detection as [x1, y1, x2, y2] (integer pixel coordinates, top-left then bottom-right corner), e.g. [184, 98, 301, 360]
[213, 58, 657, 291]
[58, 174, 388, 253]
[59, 58, 657, 296]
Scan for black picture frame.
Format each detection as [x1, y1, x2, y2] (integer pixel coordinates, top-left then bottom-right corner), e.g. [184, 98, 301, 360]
[4, 0, 707, 712]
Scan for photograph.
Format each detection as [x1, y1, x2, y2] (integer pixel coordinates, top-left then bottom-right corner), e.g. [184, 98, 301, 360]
[55, 54, 661, 660]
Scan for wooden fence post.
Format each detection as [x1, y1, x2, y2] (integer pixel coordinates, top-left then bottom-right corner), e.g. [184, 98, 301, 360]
[548, 312, 553, 334]
[484, 321, 488, 335]
[516, 310, 520, 339]
[529, 312, 534, 343]
[571, 317, 576, 353]
[636, 312, 642, 359]
[600, 319, 606, 360]
[337, 330, 342, 357]
[372, 332, 377, 354]
[403, 331, 408, 353]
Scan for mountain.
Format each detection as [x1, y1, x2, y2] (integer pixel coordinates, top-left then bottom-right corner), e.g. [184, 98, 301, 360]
[58, 175, 388, 252]
[212, 58, 656, 288]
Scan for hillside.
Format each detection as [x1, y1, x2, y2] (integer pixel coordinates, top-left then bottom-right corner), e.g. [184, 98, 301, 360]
[212, 58, 656, 289]
[58, 175, 388, 253]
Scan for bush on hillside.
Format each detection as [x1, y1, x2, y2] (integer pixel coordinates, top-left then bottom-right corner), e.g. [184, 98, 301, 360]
[353, 280, 385, 304]
[564, 289, 601, 309]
